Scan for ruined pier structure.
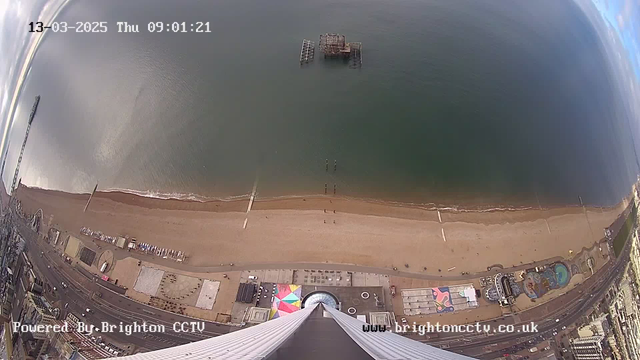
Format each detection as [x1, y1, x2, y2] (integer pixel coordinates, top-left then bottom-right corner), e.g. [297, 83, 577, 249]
[319, 33, 362, 68]
[299, 33, 362, 68]
[299, 39, 315, 64]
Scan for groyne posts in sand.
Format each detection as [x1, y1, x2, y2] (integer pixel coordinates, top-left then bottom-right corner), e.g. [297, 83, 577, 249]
[579, 195, 595, 240]
[325, 159, 337, 173]
[243, 177, 259, 229]
[83, 183, 98, 213]
[324, 160, 338, 195]
[323, 159, 339, 225]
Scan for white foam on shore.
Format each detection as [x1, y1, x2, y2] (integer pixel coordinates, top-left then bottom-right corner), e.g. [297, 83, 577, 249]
[99, 187, 568, 213]
[230, 192, 546, 212]
[22, 184, 600, 213]
[101, 187, 250, 202]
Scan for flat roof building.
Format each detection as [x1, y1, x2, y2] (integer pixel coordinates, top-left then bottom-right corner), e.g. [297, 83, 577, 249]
[578, 314, 610, 338]
[23, 292, 55, 325]
[117, 304, 472, 359]
[571, 335, 606, 360]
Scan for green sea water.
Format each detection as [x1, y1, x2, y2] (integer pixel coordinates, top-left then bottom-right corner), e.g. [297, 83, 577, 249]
[3, 0, 639, 207]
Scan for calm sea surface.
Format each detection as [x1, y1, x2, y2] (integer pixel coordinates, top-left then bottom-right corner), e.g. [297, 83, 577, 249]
[3, 0, 639, 207]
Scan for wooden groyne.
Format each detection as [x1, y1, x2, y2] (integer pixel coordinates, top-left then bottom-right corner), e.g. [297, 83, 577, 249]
[83, 183, 98, 213]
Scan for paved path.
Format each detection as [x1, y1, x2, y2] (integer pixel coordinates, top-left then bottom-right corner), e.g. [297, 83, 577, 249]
[14, 215, 234, 353]
[452, 227, 633, 358]
[106, 242, 569, 281]
[11, 204, 626, 357]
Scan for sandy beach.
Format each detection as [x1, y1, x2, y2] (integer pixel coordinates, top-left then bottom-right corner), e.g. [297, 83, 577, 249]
[15, 185, 628, 274]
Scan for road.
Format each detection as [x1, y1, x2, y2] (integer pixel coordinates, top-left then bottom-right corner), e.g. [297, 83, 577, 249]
[12, 204, 635, 357]
[12, 213, 234, 353]
[443, 226, 633, 359]
[104, 246, 567, 283]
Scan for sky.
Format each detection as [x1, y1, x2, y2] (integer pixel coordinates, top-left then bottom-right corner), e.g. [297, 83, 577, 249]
[0, 0, 66, 184]
[585, 0, 640, 157]
[591, 0, 640, 80]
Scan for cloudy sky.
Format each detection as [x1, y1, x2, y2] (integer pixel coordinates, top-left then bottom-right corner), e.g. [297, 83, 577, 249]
[0, 0, 66, 181]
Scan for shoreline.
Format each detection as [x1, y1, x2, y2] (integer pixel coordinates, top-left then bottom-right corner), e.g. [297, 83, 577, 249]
[21, 184, 623, 211]
[14, 184, 629, 273]
[97, 187, 614, 212]
[19, 185, 621, 222]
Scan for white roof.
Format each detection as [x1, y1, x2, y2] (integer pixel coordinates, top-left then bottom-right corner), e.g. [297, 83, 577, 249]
[464, 288, 476, 302]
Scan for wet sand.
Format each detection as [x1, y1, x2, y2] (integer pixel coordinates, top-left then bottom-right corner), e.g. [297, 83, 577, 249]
[15, 185, 628, 274]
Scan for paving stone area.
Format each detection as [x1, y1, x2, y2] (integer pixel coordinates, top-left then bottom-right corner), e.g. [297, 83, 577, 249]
[133, 267, 165, 296]
[158, 273, 203, 306]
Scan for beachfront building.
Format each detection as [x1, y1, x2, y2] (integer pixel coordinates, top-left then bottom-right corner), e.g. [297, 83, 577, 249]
[117, 303, 472, 359]
[482, 262, 573, 305]
[48, 319, 114, 359]
[11, 292, 56, 359]
[570, 335, 606, 360]
[494, 273, 515, 306]
[401, 284, 479, 315]
[21, 292, 55, 326]
[481, 272, 525, 305]
[577, 314, 610, 338]
[632, 177, 640, 209]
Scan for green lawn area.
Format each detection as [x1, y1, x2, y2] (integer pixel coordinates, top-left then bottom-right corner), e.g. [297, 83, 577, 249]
[613, 204, 637, 256]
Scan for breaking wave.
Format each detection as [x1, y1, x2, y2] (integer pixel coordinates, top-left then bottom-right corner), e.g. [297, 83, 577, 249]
[100, 187, 564, 212]
[101, 187, 250, 202]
